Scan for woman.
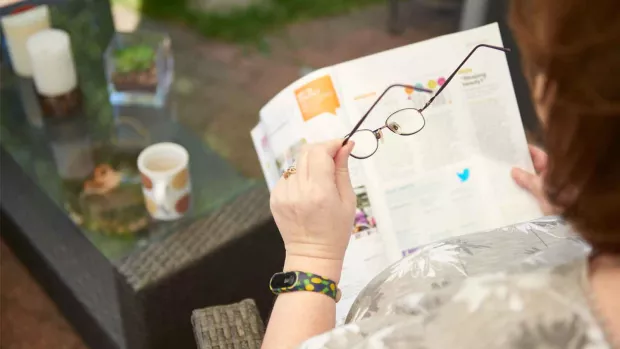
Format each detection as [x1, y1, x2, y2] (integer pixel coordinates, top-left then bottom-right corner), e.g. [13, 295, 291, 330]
[262, 0, 620, 347]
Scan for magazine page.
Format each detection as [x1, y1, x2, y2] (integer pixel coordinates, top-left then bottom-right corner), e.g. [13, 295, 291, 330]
[336, 185, 390, 324]
[250, 123, 281, 189]
[332, 23, 543, 259]
[255, 69, 392, 323]
[258, 68, 350, 180]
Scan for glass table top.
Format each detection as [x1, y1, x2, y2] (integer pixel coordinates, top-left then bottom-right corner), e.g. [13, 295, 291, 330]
[0, 69, 256, 262]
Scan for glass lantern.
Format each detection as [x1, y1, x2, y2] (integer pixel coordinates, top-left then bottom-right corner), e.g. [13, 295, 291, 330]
[104, 30, 173, 107]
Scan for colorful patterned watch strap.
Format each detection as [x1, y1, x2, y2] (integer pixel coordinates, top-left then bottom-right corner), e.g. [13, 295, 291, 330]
[270, 271, 340, 301]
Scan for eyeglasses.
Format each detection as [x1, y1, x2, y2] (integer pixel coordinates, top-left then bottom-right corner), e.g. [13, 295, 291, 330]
[343, 44, 511, 159]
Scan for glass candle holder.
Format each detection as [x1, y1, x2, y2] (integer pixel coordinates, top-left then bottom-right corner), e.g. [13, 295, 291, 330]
[104, 30, 174, 107]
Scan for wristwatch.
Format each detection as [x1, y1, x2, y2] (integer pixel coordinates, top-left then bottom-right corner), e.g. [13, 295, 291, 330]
[269, 271, 341, 302]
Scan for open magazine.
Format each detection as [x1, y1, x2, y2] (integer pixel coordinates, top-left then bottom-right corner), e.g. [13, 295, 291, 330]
[251, 23, 543, 323]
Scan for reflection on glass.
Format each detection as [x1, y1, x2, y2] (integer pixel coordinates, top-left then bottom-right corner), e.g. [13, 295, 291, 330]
[45, 118, 94, 180]
[45, 117, 150, 236]
[76, 153, 149, 237]
[15, 77, 44, 127]
[112, 102, 177, 145]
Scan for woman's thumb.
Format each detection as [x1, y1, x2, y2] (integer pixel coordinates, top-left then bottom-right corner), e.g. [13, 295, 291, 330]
[334, 141, 354, 199]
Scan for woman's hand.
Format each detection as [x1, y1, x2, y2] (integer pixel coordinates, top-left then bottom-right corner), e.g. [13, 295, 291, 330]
[511, 145, 561, 215]
[270, 140, 356, 282]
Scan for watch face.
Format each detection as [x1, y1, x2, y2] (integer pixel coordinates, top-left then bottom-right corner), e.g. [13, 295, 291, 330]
[270, 272, 297, 288]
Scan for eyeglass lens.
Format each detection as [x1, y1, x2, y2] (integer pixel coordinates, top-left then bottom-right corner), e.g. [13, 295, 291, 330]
[349, 130, 379, 159]
[349, 108, 425, 159]
[386, 109, 425, 135]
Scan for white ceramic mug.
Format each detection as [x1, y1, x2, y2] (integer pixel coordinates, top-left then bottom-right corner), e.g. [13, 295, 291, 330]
[137, 142, 191, 221]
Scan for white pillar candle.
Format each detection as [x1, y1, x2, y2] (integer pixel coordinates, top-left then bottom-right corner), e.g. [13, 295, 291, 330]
[1, 5, 50, 77]
[26, 29, 78, 97]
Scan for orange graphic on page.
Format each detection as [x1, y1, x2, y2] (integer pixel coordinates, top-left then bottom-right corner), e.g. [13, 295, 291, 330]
[294, 75, 340, 121]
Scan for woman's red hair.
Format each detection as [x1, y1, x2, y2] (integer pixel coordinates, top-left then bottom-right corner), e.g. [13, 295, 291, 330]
[510, 0, 620, 252]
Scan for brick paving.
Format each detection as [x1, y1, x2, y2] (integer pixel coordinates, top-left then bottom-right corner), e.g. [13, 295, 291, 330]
[1, 239, 89, 349]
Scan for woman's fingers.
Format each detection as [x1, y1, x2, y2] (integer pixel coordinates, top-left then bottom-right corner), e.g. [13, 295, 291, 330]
[268, 140, 359, 266]
[511, 167, 558, 215]
[512, 167, 541, 195]
[295, 145, 310, 181]
[293, 140, 354, 202]
[320, 139, 346, 158]
[528, 145, 548, 174]
[270, 172, 289, 211]
[295, 140, 340, 181]
[304, 140, 345, 181]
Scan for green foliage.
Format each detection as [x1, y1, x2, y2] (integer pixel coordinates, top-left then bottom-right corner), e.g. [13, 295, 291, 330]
[113, 0, 384, 43]
[114, 45, 156, 74]
[48, 3, 115, 140]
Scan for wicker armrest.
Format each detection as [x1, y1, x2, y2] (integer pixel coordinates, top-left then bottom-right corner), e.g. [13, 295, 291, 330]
[191, 299, 265, 349]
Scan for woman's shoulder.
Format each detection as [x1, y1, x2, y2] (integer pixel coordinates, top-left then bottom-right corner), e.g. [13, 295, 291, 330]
[301, 259, 611, 349]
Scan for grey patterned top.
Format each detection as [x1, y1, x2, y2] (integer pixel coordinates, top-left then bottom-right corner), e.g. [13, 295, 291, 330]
[300, 217, 614, 349]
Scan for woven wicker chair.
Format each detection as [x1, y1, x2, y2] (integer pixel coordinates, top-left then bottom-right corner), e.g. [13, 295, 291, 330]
[192, 299, 265, 349]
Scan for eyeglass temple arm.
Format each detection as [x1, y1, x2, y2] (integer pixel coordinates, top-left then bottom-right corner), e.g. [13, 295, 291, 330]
[419, 44, 510, 113]
[343, 83, 433, 145]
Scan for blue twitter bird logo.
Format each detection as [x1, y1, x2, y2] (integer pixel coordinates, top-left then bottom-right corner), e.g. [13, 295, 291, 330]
[457, 168, 470, 182]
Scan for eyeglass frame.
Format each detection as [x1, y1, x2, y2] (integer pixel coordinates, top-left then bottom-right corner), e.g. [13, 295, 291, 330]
[343, 44, 511, 159]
